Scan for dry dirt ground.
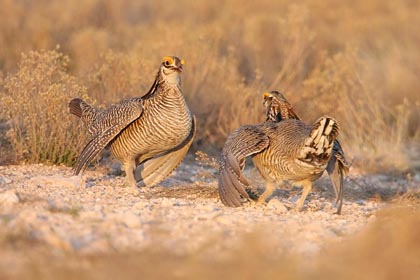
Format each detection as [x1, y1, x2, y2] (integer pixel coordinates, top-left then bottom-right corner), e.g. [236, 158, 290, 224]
[0, 156, 419, 278]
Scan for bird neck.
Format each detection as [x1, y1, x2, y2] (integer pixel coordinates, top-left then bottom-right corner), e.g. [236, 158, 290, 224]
[141, 71, 181, 100]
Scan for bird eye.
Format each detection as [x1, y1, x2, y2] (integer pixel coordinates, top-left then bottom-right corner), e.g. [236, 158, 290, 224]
[164, 60, 170, 66]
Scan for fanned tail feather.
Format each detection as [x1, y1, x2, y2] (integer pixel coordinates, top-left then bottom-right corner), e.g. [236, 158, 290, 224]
[298, 116, 339, 168]
[218, 126, 269, 207]
[218, 152, 251, 207]
[327, 140, 350, 214]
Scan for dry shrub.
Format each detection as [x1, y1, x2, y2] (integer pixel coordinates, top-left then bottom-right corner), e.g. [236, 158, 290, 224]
[0, 49, 89, 165]
[85, 50, 157, 104]
[239, 4, 316, 90]
[185, 49, 265, 147]
[302, 48, 412, 171]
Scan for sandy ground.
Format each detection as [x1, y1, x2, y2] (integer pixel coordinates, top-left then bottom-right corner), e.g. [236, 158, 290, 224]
[0, 157, 419, 277]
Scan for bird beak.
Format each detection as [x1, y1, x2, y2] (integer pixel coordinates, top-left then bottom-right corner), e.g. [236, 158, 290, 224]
[175, 64, 183, 73]
[176, 58, 185, 72]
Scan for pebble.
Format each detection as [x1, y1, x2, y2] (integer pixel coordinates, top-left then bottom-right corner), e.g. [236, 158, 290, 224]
[0, 175, 12, 184]
[122, 213, 141, 228]
[266, 199, 288, 213]
[161, 198, 174, 207]
[0, 190, 20, 205]
[215, 214, 234, 225]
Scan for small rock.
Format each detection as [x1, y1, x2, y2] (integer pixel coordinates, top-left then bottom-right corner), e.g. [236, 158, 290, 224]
[48, 198, 69, 212]
[355, 200, 366, 206]
[0, 190, 20, 205]
[161, 198, 174, 207]
[202, 204, 220, 212]
[173, 199, 190, 206]
[194, 211, 222, 221]
[368, 214, 376, 221]
[134, 201, 147, 209]
[215, 214, 233, 225]
[266, 199, 288, 213]
[0, 175, 12, 185]
[122, 213, 140, 228]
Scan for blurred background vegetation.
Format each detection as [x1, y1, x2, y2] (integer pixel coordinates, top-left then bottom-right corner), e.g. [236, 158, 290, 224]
[0, 0, 419, 172]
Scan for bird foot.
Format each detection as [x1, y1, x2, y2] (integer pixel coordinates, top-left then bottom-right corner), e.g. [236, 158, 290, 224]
[256, 197, 268, 205]
[292, 205, 306, 213]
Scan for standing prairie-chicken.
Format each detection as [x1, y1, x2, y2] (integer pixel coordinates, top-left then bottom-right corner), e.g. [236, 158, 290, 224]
[69, 56, 195, 190]
[218, 91, 348, 214]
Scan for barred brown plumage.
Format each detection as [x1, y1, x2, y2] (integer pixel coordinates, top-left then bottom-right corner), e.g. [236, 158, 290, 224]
[69, 56, 195, 191]
[263, 91, 350, 214]
[218, 91, 346, 214]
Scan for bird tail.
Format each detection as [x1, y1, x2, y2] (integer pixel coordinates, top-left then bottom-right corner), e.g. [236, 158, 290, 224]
[218, 126, 270, 207]
[69, 98, 99, 129]
[218, 152, 252, 207]
[327, 140, 350, 214]
[69, 98, 85, 118]
[298, 116, 340, 168]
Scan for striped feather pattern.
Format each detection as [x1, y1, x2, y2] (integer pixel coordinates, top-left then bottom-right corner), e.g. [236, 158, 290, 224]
[72, 99, 143, 174]
[218, 93, 343, 212]
[110, 85, 192, 164]
[218, 126, 269, 207]
[219, 118, 340, 208]
[263, 91, 349, 213]
[69, 56, 194, 188]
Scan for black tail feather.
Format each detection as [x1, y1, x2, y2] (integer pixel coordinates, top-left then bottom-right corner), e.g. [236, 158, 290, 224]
[69, 98, 83, 118]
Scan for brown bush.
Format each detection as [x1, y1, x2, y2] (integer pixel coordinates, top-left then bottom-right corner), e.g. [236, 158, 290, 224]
[0, 49, 90, 165]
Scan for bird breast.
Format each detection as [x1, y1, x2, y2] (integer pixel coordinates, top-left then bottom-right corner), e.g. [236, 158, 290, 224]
[110, 87, 192, 160]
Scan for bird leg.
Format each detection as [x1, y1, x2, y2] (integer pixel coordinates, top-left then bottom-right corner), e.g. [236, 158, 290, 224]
[122, 160, 139, 194]
[296, 181, 312, 211]
[257, 182, 276, 204]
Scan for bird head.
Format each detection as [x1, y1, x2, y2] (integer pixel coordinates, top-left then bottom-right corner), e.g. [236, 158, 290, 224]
[263, 91, 287, 106]
[159, 56, 185, 85]
[263, 91, 300, 122]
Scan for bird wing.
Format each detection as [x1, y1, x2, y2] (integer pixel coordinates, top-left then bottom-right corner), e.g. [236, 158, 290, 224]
[73, 98, 143, 175]
[69, 98, 102, 137]
[326, 139, 350, 214]
[135, 115, 196, 187]
[218, 125, 270, 207]
[280, 99, 301, 121]
[296, 116, 339, 168]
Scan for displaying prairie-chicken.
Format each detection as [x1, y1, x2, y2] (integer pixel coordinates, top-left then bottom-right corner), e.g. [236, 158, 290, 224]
[218, 91, 348, 214]
[69, 56, 195, 190]
[263, 91, 350, 212]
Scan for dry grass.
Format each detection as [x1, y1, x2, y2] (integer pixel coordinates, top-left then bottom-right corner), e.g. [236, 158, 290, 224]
[0, 49, 90, 164]
[1, 201, 419, 280]
[0, 0, 419, 171]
